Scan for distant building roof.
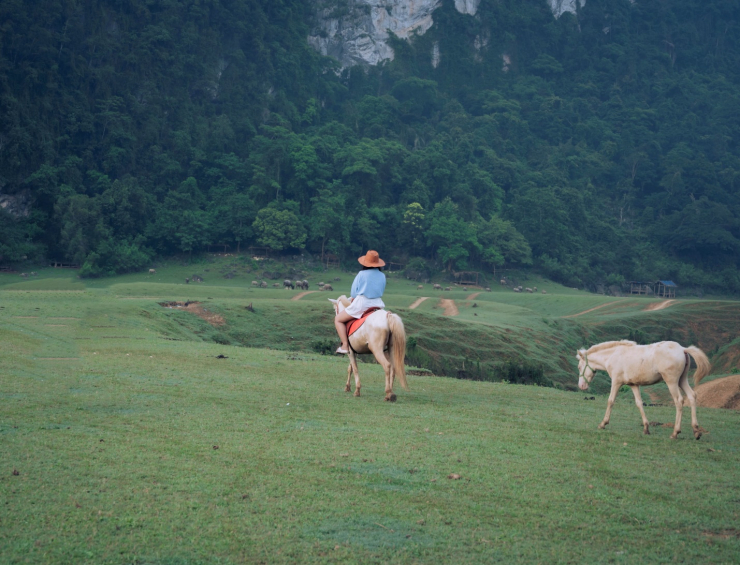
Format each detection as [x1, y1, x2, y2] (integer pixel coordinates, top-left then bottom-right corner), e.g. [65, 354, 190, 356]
[657, 280, 677, 287]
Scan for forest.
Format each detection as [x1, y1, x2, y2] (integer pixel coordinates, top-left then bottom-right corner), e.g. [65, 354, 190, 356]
[1, 0, 739, 292]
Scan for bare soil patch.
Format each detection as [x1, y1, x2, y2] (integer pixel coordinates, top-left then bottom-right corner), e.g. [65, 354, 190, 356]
[563, 301, 622, 318]
[291, 291, 317, 301]
[645, 299, 676, 311]
[691, 375, 740, 410]
[466, 292, 481, 300]
[439, 299, 459, 316]
[159, 301, 225, 327]
[409, 297, 429, 309]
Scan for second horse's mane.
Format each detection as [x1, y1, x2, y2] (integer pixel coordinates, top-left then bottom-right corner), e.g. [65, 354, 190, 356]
[586, 340, 637, 354]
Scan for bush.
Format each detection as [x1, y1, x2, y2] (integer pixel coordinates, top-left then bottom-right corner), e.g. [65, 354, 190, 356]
[311, 338, 336, 355]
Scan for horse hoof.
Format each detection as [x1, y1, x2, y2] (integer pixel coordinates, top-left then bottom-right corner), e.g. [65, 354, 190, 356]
[354, 390, 361, 397]
[644, 427, 650, 435]
[387, 394, 397, 402]
[344, 386, 351, 392]
[694, 432, 702, 440]
[597, 424, 606, 430]
[670, 432, 680, 439]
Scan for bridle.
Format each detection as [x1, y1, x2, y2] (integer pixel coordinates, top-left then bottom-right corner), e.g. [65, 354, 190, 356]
[579, 353, 595, 380]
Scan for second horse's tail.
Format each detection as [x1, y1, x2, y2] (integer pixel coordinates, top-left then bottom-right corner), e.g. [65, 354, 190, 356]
[685, 346, 711, 386]
[387, 312, 408, 390]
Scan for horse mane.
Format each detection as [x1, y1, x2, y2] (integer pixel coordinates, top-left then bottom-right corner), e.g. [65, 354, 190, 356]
[585, 340, 637, 354]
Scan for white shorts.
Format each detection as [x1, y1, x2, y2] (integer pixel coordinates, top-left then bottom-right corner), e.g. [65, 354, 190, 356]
[345, 295, 385, 318]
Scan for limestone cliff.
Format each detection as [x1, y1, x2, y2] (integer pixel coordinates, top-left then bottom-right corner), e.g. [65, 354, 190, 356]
[309, 0, 584, 68]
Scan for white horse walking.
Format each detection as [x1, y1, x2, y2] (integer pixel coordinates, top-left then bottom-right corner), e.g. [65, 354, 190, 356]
[576, 340, 710, 439]
[329, 296, 408, 401]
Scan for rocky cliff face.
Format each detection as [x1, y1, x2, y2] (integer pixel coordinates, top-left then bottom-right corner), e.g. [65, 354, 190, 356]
[309, 0, 583, 68]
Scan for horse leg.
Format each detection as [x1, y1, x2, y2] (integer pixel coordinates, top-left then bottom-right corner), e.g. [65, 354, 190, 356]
[345, 362, 352, 393]
[629, 385, 650, 434]
[372, 348, 394, 402]
[348, 350, 361, 397]
[598, 380, 620, 429]
[666, 380, 684, 439]
[679, 371, 702, 439]
[384, 350, 395, 390]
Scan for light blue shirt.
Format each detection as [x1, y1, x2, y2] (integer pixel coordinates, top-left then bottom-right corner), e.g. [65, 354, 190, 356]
[350, 269, 386, 299]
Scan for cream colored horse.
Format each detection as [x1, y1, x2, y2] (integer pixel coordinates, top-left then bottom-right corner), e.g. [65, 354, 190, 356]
[329, 296, 408, 401]
[577, 340, 710, 439]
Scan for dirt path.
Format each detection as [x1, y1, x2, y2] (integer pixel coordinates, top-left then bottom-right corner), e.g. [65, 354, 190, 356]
[466, 292, 481, 300]
[644, 299, 676, 311]
[291, 291, 318, 301]
[409, 297, 430, 309]
[439, 298, 459, 316]
[562, 301, 622, 318]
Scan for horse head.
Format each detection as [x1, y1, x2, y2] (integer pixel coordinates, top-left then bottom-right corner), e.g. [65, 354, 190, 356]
[328, 295, 351, 315]
[576, 349, 595, 390]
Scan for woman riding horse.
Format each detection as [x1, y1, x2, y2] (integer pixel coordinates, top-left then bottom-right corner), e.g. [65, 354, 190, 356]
[334, 250, 386, 355]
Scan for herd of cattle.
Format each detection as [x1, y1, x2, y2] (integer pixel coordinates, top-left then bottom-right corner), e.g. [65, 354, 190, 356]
[250, 278, 338, 291]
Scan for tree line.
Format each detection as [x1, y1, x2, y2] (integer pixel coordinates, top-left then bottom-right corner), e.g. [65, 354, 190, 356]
[0, 0, 738, 292]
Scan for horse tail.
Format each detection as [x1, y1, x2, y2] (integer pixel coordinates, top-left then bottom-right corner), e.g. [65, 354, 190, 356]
[685, 346, 711, 387]
[387, 313, 408, 390]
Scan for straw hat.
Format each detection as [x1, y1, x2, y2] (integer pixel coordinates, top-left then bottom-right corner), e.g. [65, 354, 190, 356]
[358, 250, 385, 268]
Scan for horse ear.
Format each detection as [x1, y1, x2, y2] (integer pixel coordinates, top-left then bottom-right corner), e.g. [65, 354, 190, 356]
[577, 349, 585, 359]
[328, 299, 337, 304]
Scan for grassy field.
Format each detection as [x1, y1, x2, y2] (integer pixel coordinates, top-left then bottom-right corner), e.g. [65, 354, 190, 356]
[2, 259, 739, 563]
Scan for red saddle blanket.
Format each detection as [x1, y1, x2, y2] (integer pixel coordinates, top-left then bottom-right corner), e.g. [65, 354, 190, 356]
[347, 307, 382, 337]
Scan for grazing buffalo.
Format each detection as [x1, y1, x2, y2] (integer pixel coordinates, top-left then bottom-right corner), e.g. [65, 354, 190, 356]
[283, 279, 294, 289]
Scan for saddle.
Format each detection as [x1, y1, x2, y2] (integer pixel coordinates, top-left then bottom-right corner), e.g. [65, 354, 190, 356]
[346, 307, 382, 337]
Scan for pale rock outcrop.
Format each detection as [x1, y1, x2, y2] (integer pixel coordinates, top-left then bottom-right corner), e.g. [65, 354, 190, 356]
[548, 0, 585, 18]
[454, 0, 480, 16]
[309, 0, 481, 68]
[0, 190, 30, 217]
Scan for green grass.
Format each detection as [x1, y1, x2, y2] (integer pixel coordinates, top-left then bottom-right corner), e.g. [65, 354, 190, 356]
[2, 260, 740, 563]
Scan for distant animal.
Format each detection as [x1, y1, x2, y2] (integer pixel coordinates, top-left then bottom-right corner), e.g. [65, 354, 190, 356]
[526, 288, 533, 293]
[334, 277, 341, 282]
[541, 290, 547, 294]
[330, 296, 407, 402]
[149, 269, 156, 275]
[272, 283, 281, 288]
[444, 287, 451, 291]
[417, 285, 423, 290]
[513, 288, 520, 292]
[296, 280, 309, 290]
[322, 284, 333, 291]
[318, 281, 325, 287]
[20, 273, 28, 278]
[185, 278, 190, 284]
[433, 284, 442, 290]
[260, 281, 268, 288]
[500, 279, 506, 286]
[577, 341, 710, 439]
[485, 287, 491, 292]
[283, 279, 294, 290]
[533, 287, 537, 292]
[251, 281, 259, 286]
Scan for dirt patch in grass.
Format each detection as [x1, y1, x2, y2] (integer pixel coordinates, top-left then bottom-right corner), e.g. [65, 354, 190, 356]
[292, 291, 317, 301]
[159, 301, 225, 327]
[692, 375, 740, 410]
[466, 292, 481, 300]
[409, 297, 429, 309]
[439, 299, 458, 316]
[645, 299, 676, 311]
